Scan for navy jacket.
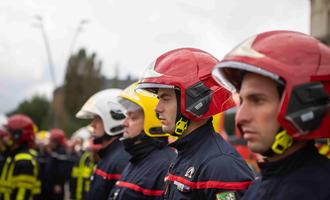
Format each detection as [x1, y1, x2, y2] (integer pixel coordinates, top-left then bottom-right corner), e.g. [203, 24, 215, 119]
[43, 145, 68, 200]
[108, 138, 176, 200]
[242, 142, 330, 200]
[87, 138, 130, 200]
[163, 120, 255, 200]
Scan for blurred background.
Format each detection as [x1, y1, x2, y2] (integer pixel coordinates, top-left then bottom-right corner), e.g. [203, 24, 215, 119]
[0, 0, 329, 136]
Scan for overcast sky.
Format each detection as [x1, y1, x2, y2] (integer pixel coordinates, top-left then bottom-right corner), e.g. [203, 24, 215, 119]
[0, 0, 310, 114]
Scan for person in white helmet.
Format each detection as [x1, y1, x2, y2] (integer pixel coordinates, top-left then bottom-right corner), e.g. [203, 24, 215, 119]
[76, 89, 130, 200]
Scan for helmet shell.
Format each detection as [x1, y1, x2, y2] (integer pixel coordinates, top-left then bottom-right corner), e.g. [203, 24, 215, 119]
[213, 30, 330, 140]
[138, 48, 234, 121]
[76, 89, 125, 136]
[6, 114, 35, 147]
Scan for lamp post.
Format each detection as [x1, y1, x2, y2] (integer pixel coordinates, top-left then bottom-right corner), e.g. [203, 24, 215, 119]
[33, 15, 56, 86]
[68, 19, 89, 56]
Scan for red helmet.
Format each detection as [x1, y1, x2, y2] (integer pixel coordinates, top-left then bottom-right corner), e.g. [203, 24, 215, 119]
[212, 30, 330, 140]
[137, 48, 235, 121]
[6, 114, 35, 147]
[49, 128, 67, 146]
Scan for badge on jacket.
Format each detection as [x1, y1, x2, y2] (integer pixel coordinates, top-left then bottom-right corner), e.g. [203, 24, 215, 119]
[174, 181, 191, 192]
[184, 166, 195, 179]
[216, 191, 236, 200]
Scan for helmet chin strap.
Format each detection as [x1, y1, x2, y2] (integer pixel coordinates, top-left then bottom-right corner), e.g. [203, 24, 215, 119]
[173, 90, 190, 137]
[261, 128, 294, 157]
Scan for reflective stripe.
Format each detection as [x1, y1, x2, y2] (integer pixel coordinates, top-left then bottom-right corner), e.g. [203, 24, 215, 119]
[14, 153, 33, 161]
[16, 187, 25, 200]
[72, 167, 92, 178]
[73, 152, 94, 200]
[11, 175, 39, 189]
[0, 152, 41, 200]
[28, 149, 38, 157]
[167, 173, 251, 190]
[94, 168, 121, 180]
[116, 181, 164, 196]
[0, 157, 12, 199]
[13, 153, 41, 194]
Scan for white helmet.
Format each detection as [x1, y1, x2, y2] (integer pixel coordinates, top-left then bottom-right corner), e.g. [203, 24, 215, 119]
[76, 89, 125, 136]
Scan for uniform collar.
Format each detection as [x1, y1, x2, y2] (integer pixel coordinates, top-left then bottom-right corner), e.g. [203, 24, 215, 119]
[169, 119, 213, 155]
[98, 137, 121, 158]
[125, 137, 167, 163]
[259, 141, 317, 179]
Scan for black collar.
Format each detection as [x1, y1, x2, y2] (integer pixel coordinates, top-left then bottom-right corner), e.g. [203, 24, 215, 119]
[98, 137, 121, 158]
[259, 141, 318, 179]
[124, 136, 167, 163]
[169, 119, 213, 156]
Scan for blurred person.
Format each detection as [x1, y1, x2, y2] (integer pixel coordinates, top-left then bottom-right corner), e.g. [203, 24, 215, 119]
[70, 138, 99, 200]
[108, 82, 176, 200]
[76, 89, 130, 200]
[43, 128, 69, 200]
[137, 48, 255, 200]
[212, 30, 330, 199]
[0, 114, 41, 200]
[35, 130, 51, 200]
[0, 116, 9, 154]
[0, 127, 10, 179]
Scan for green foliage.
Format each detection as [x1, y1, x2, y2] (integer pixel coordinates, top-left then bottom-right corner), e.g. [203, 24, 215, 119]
[13, 95, 51, 130]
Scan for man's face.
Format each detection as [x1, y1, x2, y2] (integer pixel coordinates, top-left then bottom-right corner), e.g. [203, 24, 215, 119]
[155, 88, 177, 134]
[123, 109, 144, 138]
[236, 73, 281, 154]
[90, 116, 105, 137]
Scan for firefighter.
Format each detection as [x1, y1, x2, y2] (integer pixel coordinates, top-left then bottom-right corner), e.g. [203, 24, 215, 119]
[69, 138, 98, 200]
[108, 82, 176, 200]
[137, 48, 255, 199]
[0, 114, 41, 200]
[0, 116, 9, 155]
[0, 127, 10, 180]
[35, 130, 51, 200]
[43, 128, 69, 200]
[212, 30, 330, 199]
[76, 89, 130, 200]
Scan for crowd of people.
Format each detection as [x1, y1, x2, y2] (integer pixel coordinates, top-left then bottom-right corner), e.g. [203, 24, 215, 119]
[1, 30, 330, 200]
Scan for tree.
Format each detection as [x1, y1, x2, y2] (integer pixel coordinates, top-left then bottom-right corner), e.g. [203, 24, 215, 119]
[12, 95, 51, 130]
[63, 48, 104, 134]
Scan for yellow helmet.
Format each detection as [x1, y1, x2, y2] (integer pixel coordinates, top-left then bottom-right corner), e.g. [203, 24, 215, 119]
[36, 130, 50, 146]
[118, 82, 169, 137]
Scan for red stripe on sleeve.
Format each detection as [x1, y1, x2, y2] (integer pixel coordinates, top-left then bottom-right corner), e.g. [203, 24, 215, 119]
[94, 168, 121, 180]
[116, 181, 164, 196]
[167, 173, 251, 190]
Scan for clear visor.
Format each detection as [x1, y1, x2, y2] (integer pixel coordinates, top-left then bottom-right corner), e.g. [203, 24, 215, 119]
[136, 83, 176, 94]
[118, 97, 142, 113]
[212, 61, 283, 92]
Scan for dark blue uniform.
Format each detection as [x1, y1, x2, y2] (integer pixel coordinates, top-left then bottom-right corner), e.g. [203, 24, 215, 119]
[163, 120, 254, 200]
[242, 142, 330, 200]
[87, 138, 130, 200]
[108, 138, 176, 200]
[43, 145, 69, 200]
[0, 146, 41, 200]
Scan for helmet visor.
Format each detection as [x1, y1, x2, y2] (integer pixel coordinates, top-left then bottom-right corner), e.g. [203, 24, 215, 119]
[136, 83, 176, 94]
[212, 61, 284, 92]
[118, 97, 142, 113]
